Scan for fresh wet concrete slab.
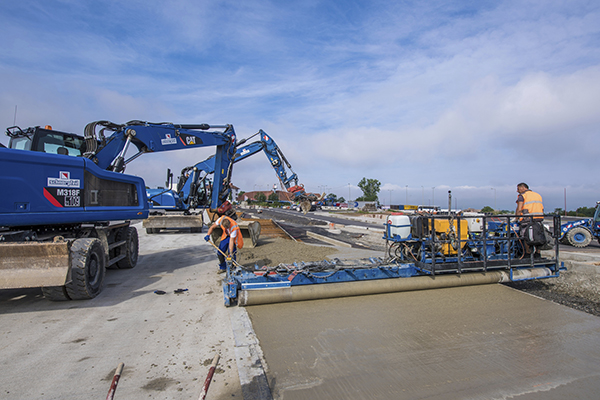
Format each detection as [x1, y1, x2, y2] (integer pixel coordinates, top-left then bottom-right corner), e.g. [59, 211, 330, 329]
[246, 283, 600, 399]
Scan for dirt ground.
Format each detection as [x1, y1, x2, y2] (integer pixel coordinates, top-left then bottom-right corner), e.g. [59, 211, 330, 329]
[237, 237, 338, 268]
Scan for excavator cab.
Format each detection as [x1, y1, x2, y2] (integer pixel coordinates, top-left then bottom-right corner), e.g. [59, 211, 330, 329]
[6, 126, 88, 156]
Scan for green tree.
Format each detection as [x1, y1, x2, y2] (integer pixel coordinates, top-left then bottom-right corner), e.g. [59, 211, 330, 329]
[268, 192, 279, 202]
[575, 206, 595, 217]
[481, 206, 494, 213]
[338, 196, 345, 203]
[255, 192, 267, 202]
[356, 178, 381, 202]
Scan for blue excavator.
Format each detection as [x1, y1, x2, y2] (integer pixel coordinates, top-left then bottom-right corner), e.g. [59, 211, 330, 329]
[144, 129, 323, 233]
[0, 121, 237, 300]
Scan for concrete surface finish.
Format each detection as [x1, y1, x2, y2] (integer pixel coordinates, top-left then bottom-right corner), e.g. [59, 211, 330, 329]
[0, 222, 242, 400]
[247, 284, 600, 400]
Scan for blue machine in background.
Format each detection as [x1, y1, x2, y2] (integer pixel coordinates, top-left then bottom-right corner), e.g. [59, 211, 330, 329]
[558, 202, 600, 248]
[0, 121, 237, 300]
[146, 129, 321, 214]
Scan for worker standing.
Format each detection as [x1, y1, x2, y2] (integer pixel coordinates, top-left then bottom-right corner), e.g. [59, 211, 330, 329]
[205, 216, 243, 272]
[515, 182, 544, 257]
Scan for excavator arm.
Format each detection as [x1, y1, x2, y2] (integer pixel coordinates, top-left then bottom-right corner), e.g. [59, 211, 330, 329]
[82, 120, 237, 209]
[233, 129, 299, 190]
[161, 129, 321, 211]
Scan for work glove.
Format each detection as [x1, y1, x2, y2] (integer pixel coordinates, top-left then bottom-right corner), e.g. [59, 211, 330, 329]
[226, 256, 232, 262]
[204, 235, 210, 242]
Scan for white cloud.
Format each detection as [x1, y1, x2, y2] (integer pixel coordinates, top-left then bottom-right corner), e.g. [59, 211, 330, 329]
[1, 0, 599, 210]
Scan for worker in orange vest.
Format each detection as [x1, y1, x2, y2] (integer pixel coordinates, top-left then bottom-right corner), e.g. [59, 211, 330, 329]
[515, 182, 544, 257]
[205, 216, 244, 272]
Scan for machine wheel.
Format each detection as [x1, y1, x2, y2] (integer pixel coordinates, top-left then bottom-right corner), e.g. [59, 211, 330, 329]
[565, 227, 592, 248]
[115, 227, 139, 269]
[65, 238, 106, 300]
[41, 286, 71, 301]
[146, 228, 160, 234]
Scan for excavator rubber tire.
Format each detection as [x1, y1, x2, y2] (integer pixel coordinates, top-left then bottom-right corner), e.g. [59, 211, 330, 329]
[115, 227, 139, 269]
[41, 285, 71, 301]
[566, 227, 592, 248]
[65, 238, 106, 300]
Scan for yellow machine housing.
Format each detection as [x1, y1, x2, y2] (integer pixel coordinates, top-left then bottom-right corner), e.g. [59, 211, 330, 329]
[430, 219, 469, 255]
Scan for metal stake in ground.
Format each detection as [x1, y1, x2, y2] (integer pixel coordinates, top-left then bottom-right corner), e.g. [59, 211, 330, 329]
[106, 362, 124, 400]
[199, 353, 220, 400]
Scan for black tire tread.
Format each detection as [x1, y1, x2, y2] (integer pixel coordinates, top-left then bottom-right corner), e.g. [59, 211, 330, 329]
[115, 227, 139, 269]
[566, 227, 592, 248]
[41, 286, 71, 301]
[65, 238, 106, 300]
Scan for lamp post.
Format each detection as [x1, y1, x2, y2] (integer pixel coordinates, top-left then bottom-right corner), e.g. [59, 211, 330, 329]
[405, 185, 408, 204]
[421, 186, 424, 206]
[389, 189, 392, 207]
[491, 187, 496, 210]
[348, 183, 351, 203]
[432, 187, 435, 206]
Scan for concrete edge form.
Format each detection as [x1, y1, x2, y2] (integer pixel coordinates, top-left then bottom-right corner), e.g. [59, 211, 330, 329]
[557, 251, 600, 262]
[541, 249, 600, 273]
[272, 219, 297, 242]
[306, 231, 352, 247]
[228, 306, 273, 400]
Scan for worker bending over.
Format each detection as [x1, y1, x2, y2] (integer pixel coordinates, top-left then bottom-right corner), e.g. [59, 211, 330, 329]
[515, 182, 544, 257]
[205, 216, 244, 272]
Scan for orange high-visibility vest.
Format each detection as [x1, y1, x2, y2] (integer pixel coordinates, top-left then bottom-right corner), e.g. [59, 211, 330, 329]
[216, 216, 244, 249]
[521, 190, 544, 220]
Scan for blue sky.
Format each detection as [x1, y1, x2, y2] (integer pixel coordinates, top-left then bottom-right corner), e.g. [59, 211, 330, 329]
[1, 0, 599, 210]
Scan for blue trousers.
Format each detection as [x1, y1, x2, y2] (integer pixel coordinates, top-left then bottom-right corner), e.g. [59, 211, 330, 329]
[217, 236, 237, 269]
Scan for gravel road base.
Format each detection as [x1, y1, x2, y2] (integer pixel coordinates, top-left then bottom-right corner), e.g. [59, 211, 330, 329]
[506, 257, 600, 317]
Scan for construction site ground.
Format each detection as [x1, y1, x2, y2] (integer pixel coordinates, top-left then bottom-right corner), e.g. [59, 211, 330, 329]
[0, 210, 599, 399]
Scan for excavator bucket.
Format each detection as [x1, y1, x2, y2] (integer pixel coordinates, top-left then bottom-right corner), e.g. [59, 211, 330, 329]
[300, 200, 311, 214]
[210, 221, 262, 248]
[0, 241, 71, 288]
[237, 221, 261, 248]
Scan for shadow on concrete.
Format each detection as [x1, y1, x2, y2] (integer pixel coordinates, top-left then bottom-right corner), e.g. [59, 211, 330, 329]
[0, 242, 217, 315]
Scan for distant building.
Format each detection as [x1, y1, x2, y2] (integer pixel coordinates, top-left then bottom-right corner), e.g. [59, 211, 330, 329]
[230, 184, 239, 201]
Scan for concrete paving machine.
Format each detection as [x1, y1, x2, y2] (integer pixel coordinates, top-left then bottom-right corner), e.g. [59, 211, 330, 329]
[0, 121, 237, 300]
[221, 212, 563, 306]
